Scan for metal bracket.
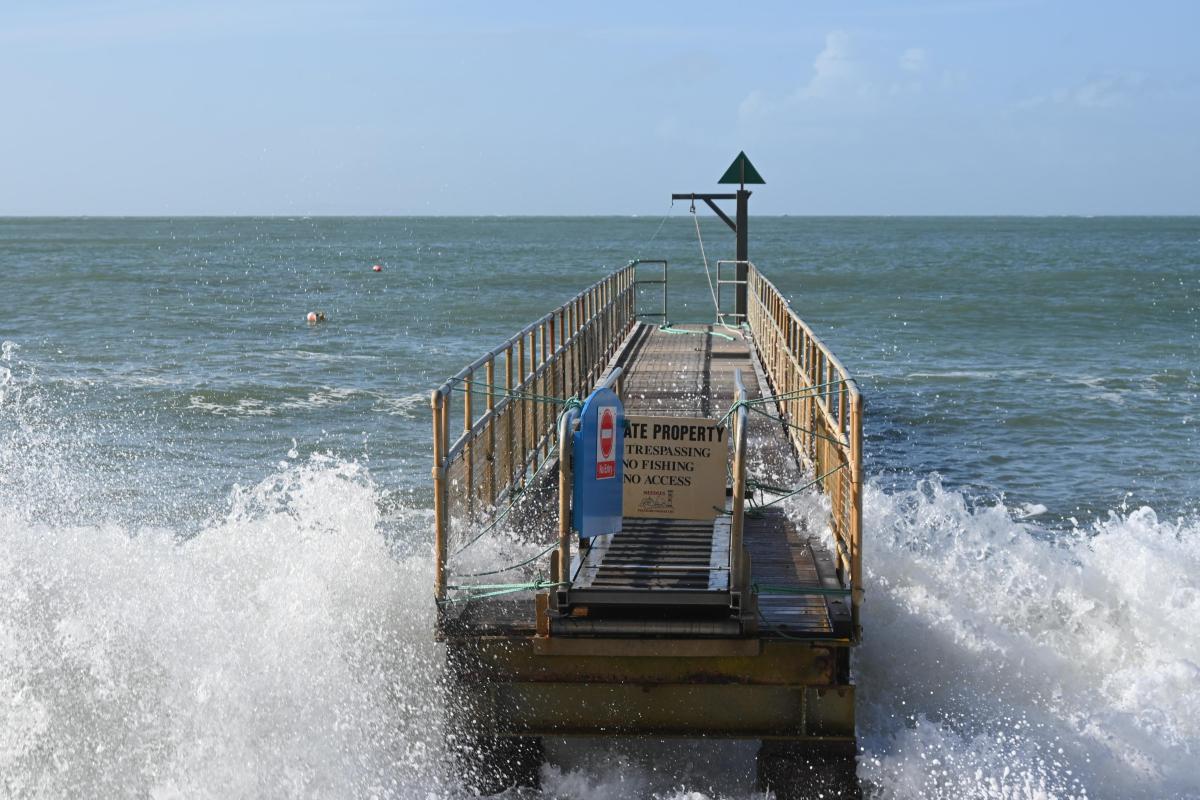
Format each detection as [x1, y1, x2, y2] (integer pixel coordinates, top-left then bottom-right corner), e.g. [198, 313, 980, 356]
[672, 193, 738, 233]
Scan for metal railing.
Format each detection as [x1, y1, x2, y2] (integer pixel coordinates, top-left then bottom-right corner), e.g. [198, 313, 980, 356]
[746, 264, 864, 637]
[716, 260, 748, 326]
[431, 265, 638, 600]
[632, 259, 668, 324]
[729, 369, 749, 611]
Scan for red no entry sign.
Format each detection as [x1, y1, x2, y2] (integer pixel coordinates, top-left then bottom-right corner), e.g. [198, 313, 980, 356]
[572, 388, 623, 539]
[596, 406, 616, 479]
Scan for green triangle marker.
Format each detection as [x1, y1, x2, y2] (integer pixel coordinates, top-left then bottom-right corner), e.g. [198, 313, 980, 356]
[718, 151, 765, 186]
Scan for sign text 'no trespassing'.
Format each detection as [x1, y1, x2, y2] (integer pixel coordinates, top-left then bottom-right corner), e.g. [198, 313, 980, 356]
[622, 416, 728, 521]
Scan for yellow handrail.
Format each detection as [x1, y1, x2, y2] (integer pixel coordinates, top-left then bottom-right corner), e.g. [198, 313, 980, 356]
[746, 264, 864, 639]
[432, 265, 638, 602]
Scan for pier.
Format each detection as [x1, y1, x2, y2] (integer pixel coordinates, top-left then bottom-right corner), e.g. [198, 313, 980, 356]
[429, 163, 864, 797]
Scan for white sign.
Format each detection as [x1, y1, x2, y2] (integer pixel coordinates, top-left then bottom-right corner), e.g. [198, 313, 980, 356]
[622, 415, 728, 520]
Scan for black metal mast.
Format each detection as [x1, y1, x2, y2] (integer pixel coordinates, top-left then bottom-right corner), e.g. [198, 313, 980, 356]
[672, 152, 765, 320]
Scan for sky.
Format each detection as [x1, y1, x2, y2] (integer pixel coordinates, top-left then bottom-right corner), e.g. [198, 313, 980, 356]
[1, 1, 1197, 215]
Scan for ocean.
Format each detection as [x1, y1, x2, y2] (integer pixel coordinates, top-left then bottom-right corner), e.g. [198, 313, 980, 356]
[1, 216, 1197, 798]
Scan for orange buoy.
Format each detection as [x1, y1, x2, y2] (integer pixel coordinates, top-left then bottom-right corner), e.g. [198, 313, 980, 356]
[372, 264, 382, 272]
[306, 311, 318, 323]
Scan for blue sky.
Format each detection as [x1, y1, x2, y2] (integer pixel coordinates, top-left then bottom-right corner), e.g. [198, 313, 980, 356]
[1, 1, 1197, 215]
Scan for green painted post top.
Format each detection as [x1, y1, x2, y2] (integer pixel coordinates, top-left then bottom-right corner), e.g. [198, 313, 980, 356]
[718, 151, 765, 186]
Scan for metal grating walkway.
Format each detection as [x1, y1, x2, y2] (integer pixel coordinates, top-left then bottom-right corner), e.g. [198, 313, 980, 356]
[568, 517, 731, 606]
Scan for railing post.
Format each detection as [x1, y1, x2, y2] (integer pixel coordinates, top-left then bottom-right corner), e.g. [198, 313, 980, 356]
[504, 346, 514, 486]
[850, 390, 864, 641]
[431, 389, 447, 601]
[549, 316, 556, 453]
[585, 293, 594, 386]
[604, 278, 610, 354]
[531, 328, 539, 458]
[602, 279, 610, 359]
[518, 334, 528, 481]
[557, 409, 578, 589]
[578, 295, 587, 387]
[541, 319, 551, 459]
[838, 379, 846, 440]
[557, 309, 566, 405]
[735, 189, 749, 318]
[587, 298, 594, 386]
[530, 327, 540, 471]
[486, 357, 496, 506]
[565, 308, 574, 399]
[464, 368, 473, 515]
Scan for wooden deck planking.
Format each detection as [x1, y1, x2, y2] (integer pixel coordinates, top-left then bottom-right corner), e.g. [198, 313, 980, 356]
[744, 508, 851, 639]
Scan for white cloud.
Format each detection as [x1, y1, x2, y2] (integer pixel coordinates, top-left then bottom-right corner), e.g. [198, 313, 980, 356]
[737, 31, 955, 130]
[737, 89, 769, 121]
[1072, 76, 1135, 108]
[1018, 74, 1146, 111]
[900, 48, 927, 73]
[801, 30, 867, 99]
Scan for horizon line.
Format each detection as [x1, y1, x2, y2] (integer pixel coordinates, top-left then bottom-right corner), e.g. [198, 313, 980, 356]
[2, 213, 1198, 220]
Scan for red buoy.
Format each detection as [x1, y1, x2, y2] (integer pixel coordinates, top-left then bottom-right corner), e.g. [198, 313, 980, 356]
[372, 264, 382, 272]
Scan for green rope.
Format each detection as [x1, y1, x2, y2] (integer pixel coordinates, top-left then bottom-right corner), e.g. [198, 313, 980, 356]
[756, 606, 809, 641]
[744, 379, 846, 404]
[716, 319, 748, 336]
[746, 480, 794, 496]
[753, 583, 857, 639]
[714, 398, 847, 450]
[714, 400, 743, 431]
[714, 380, 848, 430]
[448, 453, 549, 557]
[658, 323, 736, 342]
[744, 403, 848, 447]
[438, 578, 565, 605]
[450, 542, 558, 578]
[448, 395, 584, 559]
[446, 580, 557, 592]
[751, 463, 847, 511]
[754, 582, 852, 598]
[448, 441, 562, 558]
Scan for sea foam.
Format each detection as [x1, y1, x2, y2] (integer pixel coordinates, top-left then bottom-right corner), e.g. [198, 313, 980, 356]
[3, 338, 1198, 798]
[2, 461, 1196, 798]
[850, 477, 1199, 800]
[0, 459, 445, 798]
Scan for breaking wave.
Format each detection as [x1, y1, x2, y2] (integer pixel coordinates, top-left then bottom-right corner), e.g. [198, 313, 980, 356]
[2, 463, 1196, 797]
[2, 341, 1197, 798]
[0, 458, 445, 798]
[853, 477, 1199, 800]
